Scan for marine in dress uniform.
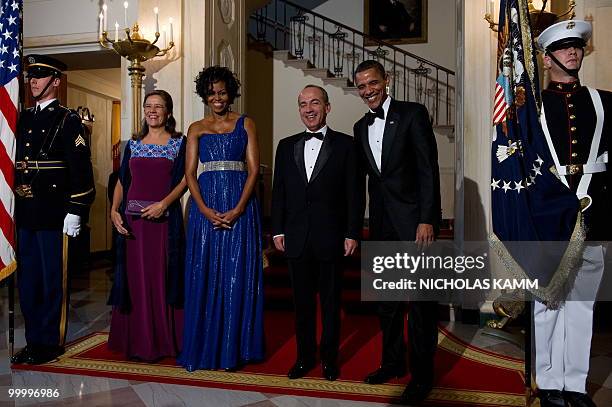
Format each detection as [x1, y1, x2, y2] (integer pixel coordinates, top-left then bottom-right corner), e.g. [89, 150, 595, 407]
[11, 55, 95, 365]
[534, 21, 611, 407]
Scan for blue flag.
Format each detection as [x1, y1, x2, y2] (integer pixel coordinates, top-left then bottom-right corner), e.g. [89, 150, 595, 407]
[490, 0, 584, 303]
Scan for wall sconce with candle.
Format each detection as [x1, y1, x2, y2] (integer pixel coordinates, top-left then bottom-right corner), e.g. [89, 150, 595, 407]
[98, 2, 176, 134]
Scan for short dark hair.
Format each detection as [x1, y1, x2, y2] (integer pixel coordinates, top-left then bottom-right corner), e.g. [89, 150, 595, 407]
[301, 84, 329, 104]
[194, 65, 241, 104]
[354, 60, 387, 81]
[133, 89, 181, 140]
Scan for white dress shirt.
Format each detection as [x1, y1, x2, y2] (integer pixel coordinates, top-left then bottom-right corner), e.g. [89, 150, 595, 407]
[304, 125, 327, 181]
[36, 98, 57, 112]
[367, 96, 391, 172]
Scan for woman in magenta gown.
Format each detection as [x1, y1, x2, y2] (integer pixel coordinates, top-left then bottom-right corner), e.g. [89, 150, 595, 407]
[108, 90, 187, 361]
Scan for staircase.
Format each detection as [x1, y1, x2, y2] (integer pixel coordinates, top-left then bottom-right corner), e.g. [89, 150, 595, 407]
[249, 0, 455, 133]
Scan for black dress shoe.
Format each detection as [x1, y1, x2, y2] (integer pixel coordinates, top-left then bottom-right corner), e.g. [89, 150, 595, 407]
[27, 346, 64, 365]
[321, 362, 340, 381]
[538, 389, 568, 407]
[399, 381, 432, 405]
[287, 360, 315, 379]
[224, 361, 244, 372]
[10, 346, 32, 364]
[364, 365, 407, 384]
[564, 391, 597, 407]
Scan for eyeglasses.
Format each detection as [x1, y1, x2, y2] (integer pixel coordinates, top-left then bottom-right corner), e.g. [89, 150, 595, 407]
[144, 104, 166, 111]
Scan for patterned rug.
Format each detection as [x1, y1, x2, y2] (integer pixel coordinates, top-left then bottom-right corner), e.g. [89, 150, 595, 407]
[12, 311, 525, 406]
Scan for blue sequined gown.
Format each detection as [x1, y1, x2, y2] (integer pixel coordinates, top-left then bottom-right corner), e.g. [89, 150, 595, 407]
[179, 115, 264, 371]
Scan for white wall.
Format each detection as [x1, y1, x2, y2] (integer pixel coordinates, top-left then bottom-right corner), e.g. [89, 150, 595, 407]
[574, 0, 612, 90]
[313, 0, 457, 70]
[24, 0, 139, 49]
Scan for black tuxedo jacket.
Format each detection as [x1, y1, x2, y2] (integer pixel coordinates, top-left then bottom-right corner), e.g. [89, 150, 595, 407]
[271, 128, 361, 260]
[354, 99, 441, 240]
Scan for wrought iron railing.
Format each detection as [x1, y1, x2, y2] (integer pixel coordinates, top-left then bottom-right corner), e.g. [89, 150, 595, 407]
[249, 0, 455, 128]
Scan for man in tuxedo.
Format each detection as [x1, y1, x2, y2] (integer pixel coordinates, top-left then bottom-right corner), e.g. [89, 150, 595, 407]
[271, 85, 361, 381]
[353, 60, 440, 405]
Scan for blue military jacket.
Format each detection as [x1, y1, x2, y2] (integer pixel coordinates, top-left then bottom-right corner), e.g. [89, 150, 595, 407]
[15, 99, 95, 229]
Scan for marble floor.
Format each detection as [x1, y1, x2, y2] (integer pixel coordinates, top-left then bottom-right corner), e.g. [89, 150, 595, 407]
[0, 258, 610, 407]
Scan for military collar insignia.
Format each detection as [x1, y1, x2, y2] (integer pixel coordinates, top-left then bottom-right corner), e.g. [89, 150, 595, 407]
[547, 81, 581, 93]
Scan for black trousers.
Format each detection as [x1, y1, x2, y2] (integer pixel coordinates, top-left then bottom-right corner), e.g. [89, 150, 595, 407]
[371, 214, 438, 385]
[16, 228, 69, 348]
[287, 237, 343, 364]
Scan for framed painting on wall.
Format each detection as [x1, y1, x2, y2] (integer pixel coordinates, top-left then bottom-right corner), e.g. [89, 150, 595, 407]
[364, 0, 428, 45]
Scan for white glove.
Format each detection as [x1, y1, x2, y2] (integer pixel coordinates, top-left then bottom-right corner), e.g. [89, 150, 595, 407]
[63, 214, 81, 237]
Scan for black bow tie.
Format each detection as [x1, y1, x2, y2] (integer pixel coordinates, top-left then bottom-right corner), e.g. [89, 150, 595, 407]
[365, 106, 385, 126]
[35, 105, 41, 114]
[304, 131, 324, 141]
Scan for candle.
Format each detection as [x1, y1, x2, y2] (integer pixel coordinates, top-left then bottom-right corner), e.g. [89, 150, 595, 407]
[488, 0, 494, 15]
[169, 17, 174, 43]
[103, 4, 108, 32]
[98, 13, 103, 38]
[124, 2, 129, 28]
[154, 7, 159, 33]
[115, 21, 119, 41]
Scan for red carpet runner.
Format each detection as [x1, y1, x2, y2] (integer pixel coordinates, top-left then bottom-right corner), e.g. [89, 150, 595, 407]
[12, 311, 525, 406]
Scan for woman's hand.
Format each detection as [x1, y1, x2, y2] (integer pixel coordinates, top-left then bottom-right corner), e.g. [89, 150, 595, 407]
[219, 206, 244, 227]
[141, 201, 168, 219]
[111, 210, 129, 235]
[201, 206, 229, 229]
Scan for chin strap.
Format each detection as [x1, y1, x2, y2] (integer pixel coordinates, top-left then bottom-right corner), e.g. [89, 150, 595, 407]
[546, 51, 581, 79]
[31, 76, 57, 100]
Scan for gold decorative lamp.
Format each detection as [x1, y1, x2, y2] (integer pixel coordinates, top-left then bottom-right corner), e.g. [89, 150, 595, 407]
[484, 0, 576, 34]
[98, 2, 175, 134]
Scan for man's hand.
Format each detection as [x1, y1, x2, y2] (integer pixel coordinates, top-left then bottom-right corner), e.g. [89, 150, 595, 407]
[273, 235, 285, 252]
[63, 213, 81, 237]
[415, 223, 434, 250]
[344, 239, 358, 256]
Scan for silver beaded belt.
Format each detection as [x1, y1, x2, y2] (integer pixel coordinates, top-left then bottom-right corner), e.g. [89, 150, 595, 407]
[201, 160, 246, 172]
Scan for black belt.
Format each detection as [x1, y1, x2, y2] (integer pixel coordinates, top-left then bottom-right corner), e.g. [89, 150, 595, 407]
[15, 160, 67, 170]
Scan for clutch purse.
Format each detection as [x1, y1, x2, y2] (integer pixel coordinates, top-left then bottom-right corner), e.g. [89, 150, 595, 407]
[126, 200, 169, 217]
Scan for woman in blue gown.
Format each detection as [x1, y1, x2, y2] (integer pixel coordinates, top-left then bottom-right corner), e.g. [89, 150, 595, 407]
[179, 66, 264, 371]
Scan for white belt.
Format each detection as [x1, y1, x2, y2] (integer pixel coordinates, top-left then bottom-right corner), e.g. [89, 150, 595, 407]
[540, 87, 606, 211]
[557, 151, 608, 176]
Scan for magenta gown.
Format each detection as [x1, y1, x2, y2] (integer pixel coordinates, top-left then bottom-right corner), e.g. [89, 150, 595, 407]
[108, 138, 184, 361]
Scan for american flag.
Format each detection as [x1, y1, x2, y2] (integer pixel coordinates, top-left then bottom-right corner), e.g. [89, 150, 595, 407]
[493, 75, 511, 125]
[0, 0, 21, 281]
[490, 0, 584, 303]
